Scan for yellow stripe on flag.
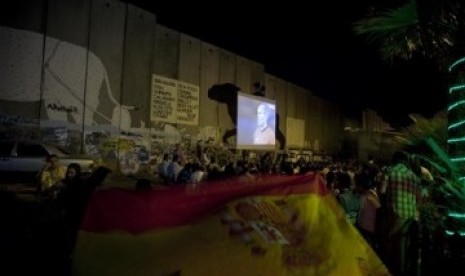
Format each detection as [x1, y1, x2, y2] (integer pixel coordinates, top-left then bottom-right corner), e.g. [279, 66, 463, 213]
[73, 194, 390, 276]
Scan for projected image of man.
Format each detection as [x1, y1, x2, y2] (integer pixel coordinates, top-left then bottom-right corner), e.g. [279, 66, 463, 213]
[253, 103, 275, 145]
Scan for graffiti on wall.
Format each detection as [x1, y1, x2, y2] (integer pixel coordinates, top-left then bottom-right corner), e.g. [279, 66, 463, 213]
[92, 124, 222, 175]
[0, 112, 38, 127]
[0, 112, 40, 140]
[0, 26, 235, 175]
[150, 122, 233, 168]
[46, 103, 79, 114]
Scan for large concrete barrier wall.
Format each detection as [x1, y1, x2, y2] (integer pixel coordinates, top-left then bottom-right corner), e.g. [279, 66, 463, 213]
[121, 5, 155, 129]
[217, 49, 236, 142]
[199, 42, 219, 130]
[0, 0, 45, 140]
[0, 0, 344, 174]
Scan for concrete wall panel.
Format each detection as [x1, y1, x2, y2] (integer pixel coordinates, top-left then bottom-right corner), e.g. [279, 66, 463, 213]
[264, 74, 277, 100]
[152, 25, 179, 79]
[121, 4, 155, 128]
[40, 0, 90, 152]
[235, 55, 252, 93]
[200, 42, 219, 128]
[0, 0, 45, 129]
[85, 0, 125, 128]
[218, 49, 236, 139]
[275, 78, 287, 139]
[286, 83, 297, 119]
[251, 61, 265, 93]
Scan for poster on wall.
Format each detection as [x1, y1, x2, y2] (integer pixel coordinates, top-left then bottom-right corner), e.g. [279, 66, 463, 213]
[151, 75, 200, 126]
[286, 117, 305, 148]
[151, 75, 177, 123]
[177, 81, 199, 125]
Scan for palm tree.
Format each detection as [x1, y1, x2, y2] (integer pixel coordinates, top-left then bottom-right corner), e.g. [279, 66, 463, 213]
[353, 0, 465, 175]
[354, 3, 465, 268]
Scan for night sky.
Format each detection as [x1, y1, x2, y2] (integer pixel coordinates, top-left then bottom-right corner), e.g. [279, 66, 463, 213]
[126, 1, 448, 128]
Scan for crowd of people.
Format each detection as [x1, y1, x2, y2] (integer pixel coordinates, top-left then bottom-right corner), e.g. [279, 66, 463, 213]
[154, 141, 323, 186]
[153, 144, 436, 275]
[325, 153, 434, 276]
[0, 143, 443, 275]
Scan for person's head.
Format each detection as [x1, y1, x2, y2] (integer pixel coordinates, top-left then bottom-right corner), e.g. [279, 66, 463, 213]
[46, 154, 60, 169]
[66, 163, 81, 180]
[355, 172, 371, 191]
[172, 154, 179, 163]
[367, 154, 374, 163]
[392, 151, 409, 165]
[257, 103, 272, 129]
[338, 172, 352, 190]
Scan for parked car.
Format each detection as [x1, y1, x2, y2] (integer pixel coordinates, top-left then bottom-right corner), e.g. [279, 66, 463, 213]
[0, 140, 94, 183]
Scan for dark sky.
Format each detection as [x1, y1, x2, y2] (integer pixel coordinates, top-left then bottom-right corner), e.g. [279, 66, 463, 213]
[127, 1, 447, 128]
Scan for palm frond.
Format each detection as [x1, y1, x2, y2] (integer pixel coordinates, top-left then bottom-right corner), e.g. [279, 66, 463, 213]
[353, 0, 420, 61]
[410, 153, 447, 174]
[353, 0, 418, 36]
[398, 112, 447, 149]
[354, 0, 463, 67]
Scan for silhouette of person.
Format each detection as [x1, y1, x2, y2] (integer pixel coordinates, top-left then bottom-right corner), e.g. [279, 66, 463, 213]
[252, 82, 266, 97]
[253, 103, 275, 145]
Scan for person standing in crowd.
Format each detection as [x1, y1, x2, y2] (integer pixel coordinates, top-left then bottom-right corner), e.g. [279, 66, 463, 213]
[56, 163, 83, 206]
[38, 154, 67, 195]
[337, 171, 360, 225]
[386, 151, 422, 276]
[357, 172, 381, 249]
[158, 153, 170, 182]
[259, 152, 273, 173]
[167, 154, 184, 183]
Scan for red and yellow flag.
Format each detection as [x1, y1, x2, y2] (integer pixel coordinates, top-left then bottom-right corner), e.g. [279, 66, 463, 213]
[73, 173, 390, 276]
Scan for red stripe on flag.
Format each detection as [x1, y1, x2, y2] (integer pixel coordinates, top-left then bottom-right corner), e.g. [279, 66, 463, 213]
[80, 173, 327, 234]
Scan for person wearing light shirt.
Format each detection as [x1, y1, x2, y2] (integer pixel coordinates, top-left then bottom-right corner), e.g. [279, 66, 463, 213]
[39, 154, 67, 193]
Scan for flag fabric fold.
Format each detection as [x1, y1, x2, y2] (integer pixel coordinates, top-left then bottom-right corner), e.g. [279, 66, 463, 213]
[73, 173, 390, 276]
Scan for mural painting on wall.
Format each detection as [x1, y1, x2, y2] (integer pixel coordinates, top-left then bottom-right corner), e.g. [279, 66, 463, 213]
[118, 132, 151, 176]
[1, 25, 275, 176]
[84, 131, 112, 166]
[149, 124, 220, 158]
[83, 130, 152, 176]
[0, 26, 130, 140]
[41, 126, 82, 153]
[0, 26, 151, 174]
[207, 83, 286, 150]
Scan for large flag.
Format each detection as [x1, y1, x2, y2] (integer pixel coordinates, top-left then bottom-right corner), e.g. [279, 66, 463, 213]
[73, 173, 390, 276]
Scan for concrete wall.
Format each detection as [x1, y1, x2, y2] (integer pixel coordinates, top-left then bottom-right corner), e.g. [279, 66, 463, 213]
[0, 0, 344, 174]
[344, 131, 400, 163]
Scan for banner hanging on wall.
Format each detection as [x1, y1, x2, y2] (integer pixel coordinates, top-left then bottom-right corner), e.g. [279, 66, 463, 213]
[151, 75, 199, 126]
